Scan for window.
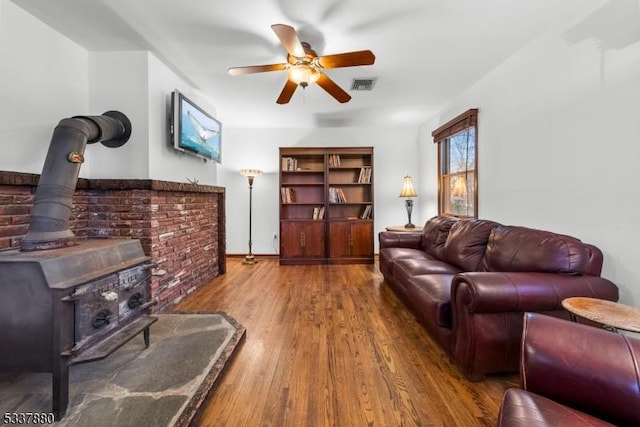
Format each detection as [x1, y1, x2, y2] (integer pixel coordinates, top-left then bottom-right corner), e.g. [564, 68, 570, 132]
[432, 109, 478, 218]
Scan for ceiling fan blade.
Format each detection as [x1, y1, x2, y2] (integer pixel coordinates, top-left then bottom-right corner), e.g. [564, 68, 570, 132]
[317, 50, 375, 69]
[228, 63, 287, 75]
[277, 79, 298, 104]
[316, 73, 351, 103]
[271, 24, 306, 58]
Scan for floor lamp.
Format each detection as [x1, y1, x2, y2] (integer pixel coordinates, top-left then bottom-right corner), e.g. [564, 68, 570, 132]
[240, 169, 263, 264]
[399, 175, 417, 228]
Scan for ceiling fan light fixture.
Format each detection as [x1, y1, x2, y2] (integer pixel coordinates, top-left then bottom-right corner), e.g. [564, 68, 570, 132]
[288, 63, 320, 88]
[229, 24, 375, 103]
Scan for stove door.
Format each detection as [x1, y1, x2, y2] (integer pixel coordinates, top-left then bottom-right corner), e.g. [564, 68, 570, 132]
[118, 265, 150, 322]
[74, 274, 120, 344]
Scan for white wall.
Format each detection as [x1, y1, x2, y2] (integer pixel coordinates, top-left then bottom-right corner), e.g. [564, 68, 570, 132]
[418, 0, 640, 306]
[0, 1, 221, 184]
[77, 51, 222, 183]
[220, 126, 420, 255]
[0, 0, 88, 173]
[147, 54, 220, 186]
[416, 120, 441, 219]
[84, 51, 150, 178]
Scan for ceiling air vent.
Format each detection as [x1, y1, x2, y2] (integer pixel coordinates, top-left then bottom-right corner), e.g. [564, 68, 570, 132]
[351, 78, 377, 91]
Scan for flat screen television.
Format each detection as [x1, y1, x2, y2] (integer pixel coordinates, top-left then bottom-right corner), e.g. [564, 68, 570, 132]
[170, 89, 221, 163]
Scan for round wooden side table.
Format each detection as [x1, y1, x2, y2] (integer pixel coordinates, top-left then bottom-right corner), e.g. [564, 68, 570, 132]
[385, 225, 423, 233]
[562, 297, 640, 333]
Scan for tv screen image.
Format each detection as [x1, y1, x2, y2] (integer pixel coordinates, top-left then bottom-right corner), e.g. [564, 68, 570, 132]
[171, 90, 221, 163]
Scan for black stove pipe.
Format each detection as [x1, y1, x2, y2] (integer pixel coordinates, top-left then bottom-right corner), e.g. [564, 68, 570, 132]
[20, 111, 132, 252]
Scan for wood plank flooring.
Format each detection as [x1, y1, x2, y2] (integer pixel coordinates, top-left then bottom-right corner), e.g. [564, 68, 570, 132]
[175, 257, 518, 426]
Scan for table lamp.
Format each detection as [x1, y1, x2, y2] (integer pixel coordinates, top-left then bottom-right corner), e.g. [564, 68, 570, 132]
[399, 175, 417, 228]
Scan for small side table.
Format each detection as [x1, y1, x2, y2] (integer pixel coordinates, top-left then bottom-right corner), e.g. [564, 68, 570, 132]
[561, 297, 640, 333]
[385, 225, 423, 233]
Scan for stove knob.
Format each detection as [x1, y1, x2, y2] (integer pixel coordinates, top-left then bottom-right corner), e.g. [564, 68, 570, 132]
[92, 309, 112, 329]
[102, 291, 118, 301]
[127, 292, 143, 309]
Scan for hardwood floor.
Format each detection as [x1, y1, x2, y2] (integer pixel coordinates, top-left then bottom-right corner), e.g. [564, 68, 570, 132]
[175, 257, 518, 426]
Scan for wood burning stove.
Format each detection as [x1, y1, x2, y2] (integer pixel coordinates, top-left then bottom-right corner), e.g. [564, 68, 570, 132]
[0, 112, 157, 420]
[0, 240, 157, 419]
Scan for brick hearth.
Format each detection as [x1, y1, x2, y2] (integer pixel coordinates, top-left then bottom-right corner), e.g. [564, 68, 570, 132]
[0, 171, 225, 312]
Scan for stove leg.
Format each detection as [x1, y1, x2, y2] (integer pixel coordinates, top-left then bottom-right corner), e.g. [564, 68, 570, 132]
[52, 360, 69, 421]
[143, 325, 151, 348]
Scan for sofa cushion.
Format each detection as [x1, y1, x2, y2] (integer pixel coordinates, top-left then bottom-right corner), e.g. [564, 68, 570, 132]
[406, 274, 456, 328]
[379, 247, 435, 277]
[394, 258, 462, 280]
[443, 218, 500, 271]
[420, 216, 458, 260]
[480, 226, 591, 275]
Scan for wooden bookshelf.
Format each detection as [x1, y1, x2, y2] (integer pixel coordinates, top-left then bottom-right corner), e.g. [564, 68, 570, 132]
[279, 147, 374, 265]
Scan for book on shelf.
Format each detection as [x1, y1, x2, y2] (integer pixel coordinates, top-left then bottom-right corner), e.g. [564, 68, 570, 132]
[311, 206, 325, 220]
[329, 187, 347, 203]
[281, 157, 315, 171]
[281, 156, 298, 171]
[328, 154, 341, 167]
[360, 205, 372, 219]
[357, 167, 372, 183]
[280, 187, 295, 203]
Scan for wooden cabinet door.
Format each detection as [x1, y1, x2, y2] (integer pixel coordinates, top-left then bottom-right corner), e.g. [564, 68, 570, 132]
[280, 221, 325, 260]
[329, 221, 373, 260]
[303, 221, 325, 258]
[350, 222, 373, 258]
[328, 222, 351, 258]
[280, 222, 305, 258]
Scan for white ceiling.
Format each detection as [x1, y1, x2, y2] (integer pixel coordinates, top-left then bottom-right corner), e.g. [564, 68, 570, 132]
[13, 0, 587, 128]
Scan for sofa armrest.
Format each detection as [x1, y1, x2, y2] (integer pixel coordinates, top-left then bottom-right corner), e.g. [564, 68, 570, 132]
[378, 231, 422, 249]
[451, 272, 619, 313]
[521, 313, 640, 425]
[450, 272, 619, 380]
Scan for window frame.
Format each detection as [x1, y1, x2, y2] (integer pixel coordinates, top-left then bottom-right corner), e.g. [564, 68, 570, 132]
[432, 109, 478, 218]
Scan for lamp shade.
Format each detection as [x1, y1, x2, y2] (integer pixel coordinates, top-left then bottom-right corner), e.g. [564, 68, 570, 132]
[399, 175, 417, 198]
[240, 169, 263, 178]
[452, 176, 467, 197]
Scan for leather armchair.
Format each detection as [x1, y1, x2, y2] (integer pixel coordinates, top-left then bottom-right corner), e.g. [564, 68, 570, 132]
[497, 313, 640, 426]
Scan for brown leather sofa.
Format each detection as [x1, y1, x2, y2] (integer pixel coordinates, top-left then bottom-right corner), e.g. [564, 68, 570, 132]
[498, 312, 640, 426]
[378, 216, 619, 380]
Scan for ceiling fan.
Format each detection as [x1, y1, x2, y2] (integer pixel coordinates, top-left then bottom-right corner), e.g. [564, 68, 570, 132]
[228, 24, 375, 104]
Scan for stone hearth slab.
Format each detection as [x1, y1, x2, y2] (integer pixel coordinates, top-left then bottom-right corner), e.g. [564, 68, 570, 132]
[0, 312, 245, 427]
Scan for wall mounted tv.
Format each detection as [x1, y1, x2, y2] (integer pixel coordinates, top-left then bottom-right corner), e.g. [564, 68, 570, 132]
[170, 89, 221, 163]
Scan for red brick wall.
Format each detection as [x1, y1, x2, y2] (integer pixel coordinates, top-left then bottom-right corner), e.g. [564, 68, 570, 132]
[0, 183, 33, 250]
[0, 172, 225, 312]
